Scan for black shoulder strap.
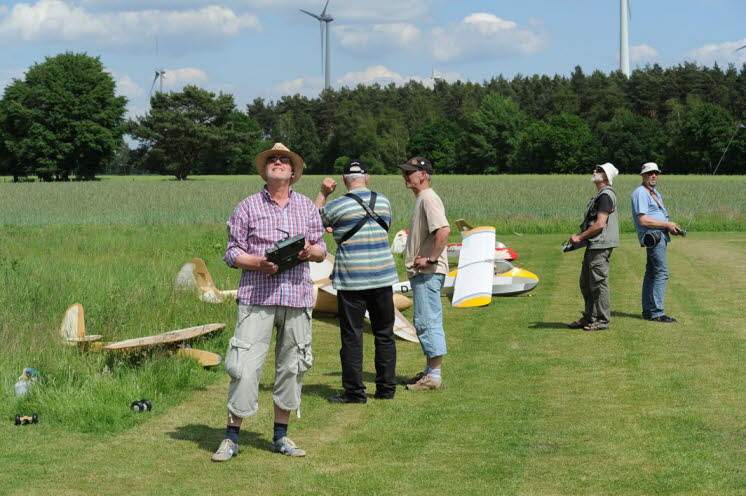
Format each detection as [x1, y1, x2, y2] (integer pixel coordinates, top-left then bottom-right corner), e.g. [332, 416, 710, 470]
[337, 192, 389, 245]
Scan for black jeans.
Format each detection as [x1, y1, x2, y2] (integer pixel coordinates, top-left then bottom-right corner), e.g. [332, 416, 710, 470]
[337, 286, 397, 398]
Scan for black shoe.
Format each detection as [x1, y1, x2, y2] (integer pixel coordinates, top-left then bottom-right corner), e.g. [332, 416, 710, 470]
[327, 394, 367, 404]
[648, 315, 677, 323]
[373, 392, 395, 400]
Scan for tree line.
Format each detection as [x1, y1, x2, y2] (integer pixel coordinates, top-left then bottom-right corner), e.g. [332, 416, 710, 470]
[2, 52, 745, 181]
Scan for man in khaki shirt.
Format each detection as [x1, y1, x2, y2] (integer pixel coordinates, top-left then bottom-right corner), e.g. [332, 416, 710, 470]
[398, 157, 450, 391]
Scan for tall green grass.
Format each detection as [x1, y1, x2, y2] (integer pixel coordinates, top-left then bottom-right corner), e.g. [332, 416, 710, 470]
[1, 174, 744, 232]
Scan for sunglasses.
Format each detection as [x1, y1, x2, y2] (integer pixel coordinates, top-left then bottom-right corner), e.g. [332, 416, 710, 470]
[643, 171, 660, 176]
[402, 169, 421, 176]
[266, 156, 291, 165]
[594, 167, 605, 174]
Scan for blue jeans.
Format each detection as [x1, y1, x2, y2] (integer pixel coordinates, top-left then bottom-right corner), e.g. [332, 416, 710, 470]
[642, 238, 669, 319]
[411, 273, 447, 358]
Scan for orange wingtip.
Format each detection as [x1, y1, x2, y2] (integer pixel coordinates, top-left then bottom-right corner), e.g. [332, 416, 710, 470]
[453, 296, 492, 308]
[462, 226, 496, 237]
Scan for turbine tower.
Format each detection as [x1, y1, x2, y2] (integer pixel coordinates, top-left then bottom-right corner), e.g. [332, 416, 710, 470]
[300, 0, 333, 90]
[620, 0, 630, 77]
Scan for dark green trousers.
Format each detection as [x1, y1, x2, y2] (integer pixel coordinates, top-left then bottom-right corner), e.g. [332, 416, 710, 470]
[579, 248, 614, 328]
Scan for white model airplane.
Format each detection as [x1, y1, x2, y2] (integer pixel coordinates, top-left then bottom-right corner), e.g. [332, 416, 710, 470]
[391, 219, 519, 262]
[175, 256, 419, 343]
[391, 221, 539, 305]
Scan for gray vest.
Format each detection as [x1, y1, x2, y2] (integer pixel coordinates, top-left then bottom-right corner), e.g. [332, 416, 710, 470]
[582, 185, 619, 249]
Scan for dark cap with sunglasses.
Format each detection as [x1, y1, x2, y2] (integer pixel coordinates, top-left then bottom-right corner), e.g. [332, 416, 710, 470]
[397, 157, 433, 174]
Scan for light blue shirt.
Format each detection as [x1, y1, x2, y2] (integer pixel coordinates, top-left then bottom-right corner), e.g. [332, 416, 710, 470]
[631, 185, 670, 245]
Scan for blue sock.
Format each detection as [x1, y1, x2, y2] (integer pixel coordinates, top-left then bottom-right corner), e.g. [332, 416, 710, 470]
[273, 422, 288, 442]
[225, 425, 240, 444]
[429, 368, 442, 379]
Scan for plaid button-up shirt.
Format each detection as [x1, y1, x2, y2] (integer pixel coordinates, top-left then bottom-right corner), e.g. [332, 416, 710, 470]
[224, 186, 326, 308]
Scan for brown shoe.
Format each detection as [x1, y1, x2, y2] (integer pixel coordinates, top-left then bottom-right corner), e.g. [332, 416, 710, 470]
[402, 372, 425, 385]
[406, 375, 443, 391]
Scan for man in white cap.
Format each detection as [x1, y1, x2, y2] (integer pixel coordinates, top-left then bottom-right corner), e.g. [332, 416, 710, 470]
[212, 143, 327, 462]
[631, 162, 682, 323]
[314, 159, 399, 404]
[567, 163, 620, 331]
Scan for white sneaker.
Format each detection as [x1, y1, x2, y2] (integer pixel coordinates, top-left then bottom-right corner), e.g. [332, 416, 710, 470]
[211, 439, 238, 462]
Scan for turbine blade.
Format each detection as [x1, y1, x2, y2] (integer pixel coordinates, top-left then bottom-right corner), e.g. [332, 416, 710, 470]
[735, 45, 746, 52]
[300, 9, 322, 20]
[628, 0, 631, 19]
[321, 0, 330, 16]
[149, 73, 159, 97]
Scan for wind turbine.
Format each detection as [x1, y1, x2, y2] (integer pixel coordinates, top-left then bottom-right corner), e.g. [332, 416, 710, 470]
[300, 0, 333, 90]
[150, 38, 166, 97]
[150, 67, 166, 97]
[620, 0, 630, 77]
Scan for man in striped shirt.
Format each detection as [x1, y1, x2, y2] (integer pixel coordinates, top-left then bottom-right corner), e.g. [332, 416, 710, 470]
[212, 143, 326, 462]
[315, 159, 399, 403]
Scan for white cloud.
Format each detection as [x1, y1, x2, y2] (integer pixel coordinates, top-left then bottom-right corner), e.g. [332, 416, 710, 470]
[630, 44, 660, 63]
[270, 76, 324, 98]
[335, 23, 422, 54]
[110, 72, 144, 100]
[337, 65, 462, 89]
[429, 12, 546, 63]
[161, 67, 209, 89]
[0, 0, 261, 48]
[81, 0, 432, 22]
[244, 0, 431, 22]
[685, 38, 746, 66]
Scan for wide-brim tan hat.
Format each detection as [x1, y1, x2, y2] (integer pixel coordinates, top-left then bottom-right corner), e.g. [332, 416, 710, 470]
[254, 143, 304, 184]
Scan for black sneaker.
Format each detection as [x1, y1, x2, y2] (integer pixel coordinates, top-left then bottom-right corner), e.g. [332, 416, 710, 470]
[648, 315, 677, 323]
[373, 392, 395, 400]
[327, 394, 367, 404]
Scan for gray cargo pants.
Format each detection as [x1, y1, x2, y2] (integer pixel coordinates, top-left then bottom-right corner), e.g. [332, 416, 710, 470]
[579, 248, 614, 328]
[225, 304, 313, 418]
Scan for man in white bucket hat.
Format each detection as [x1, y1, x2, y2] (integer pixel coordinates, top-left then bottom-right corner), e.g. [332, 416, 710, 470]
[631, 162, 683, 323]
[212, 143, 327, 462]
[567, 163, 620, 331]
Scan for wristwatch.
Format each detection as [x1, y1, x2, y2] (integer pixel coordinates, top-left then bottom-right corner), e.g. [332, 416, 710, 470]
[426, 258, 437, 265]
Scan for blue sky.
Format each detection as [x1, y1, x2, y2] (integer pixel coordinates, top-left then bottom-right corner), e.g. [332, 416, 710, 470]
[1, 0, 745, 118]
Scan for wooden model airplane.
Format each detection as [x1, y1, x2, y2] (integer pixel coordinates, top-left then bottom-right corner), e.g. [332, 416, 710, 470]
[175, 256, 420, 343]
[59, 303, 225, 366]
[392, 221, 540, 306]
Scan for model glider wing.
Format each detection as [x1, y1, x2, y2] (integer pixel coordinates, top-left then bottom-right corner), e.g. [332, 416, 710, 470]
[103, 323, 226, 350]
[451, 226, 496, 307]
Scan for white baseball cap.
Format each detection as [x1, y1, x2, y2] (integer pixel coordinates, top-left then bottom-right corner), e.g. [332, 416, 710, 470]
[597, 162, 619, 185]
[640, 162, 661, 175]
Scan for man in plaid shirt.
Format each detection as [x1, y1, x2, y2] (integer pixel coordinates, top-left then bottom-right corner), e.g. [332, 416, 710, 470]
[212, 143, 326, 462]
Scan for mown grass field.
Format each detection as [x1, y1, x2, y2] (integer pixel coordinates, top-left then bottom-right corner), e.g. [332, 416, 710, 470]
[0, 175, 744, 495]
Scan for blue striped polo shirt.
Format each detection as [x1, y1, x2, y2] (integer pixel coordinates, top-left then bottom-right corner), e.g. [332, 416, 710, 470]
[319, 186, 399, 291]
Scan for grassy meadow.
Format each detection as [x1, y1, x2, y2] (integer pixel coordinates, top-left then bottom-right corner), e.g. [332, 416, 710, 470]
[0, 175, 744, 495]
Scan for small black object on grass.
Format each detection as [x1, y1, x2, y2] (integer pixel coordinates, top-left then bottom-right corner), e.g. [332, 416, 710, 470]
[14, 413, 39, 425]
[130, 399, 152, 413]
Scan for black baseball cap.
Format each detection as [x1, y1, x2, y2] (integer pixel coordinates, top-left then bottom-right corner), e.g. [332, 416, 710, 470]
[398, 156, 433, 174]
[343, 159, 368, 174]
